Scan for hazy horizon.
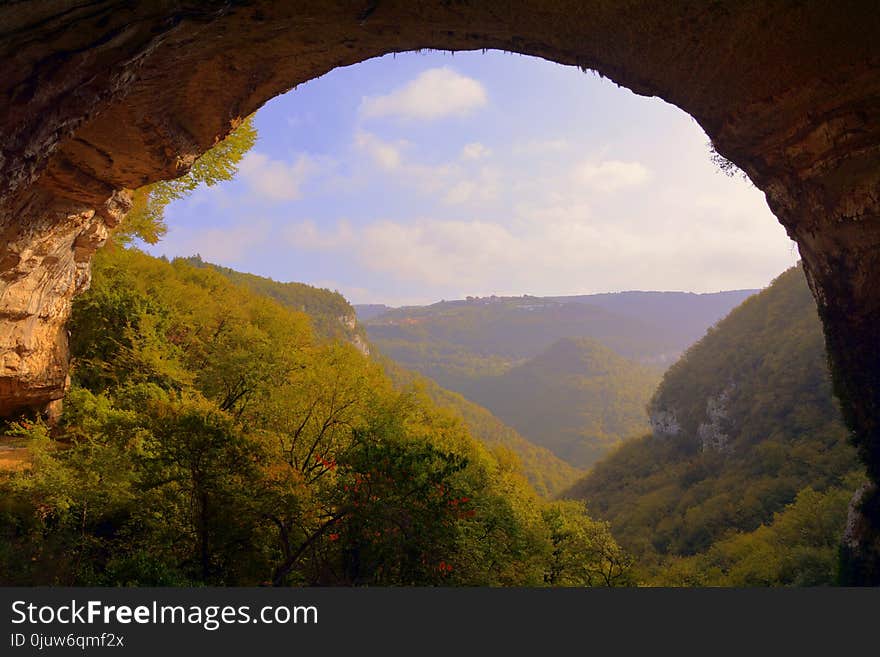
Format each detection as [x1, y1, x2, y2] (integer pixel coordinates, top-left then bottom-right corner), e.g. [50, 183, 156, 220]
[182, 253, 767, 307]
[350, 286, 763, 309]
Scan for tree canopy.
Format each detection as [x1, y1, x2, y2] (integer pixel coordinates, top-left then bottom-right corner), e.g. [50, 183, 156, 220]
[0, 247, 629, 586]
[567, 265, 863, 583]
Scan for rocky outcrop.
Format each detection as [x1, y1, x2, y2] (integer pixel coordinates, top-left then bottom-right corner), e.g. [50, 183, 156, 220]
[0, 0, 878, 580]
[697, 385, 735, 454]
[841, 482, 880, 585]
[650, 384, 735, 453]
[650, 409, 681, 439]
[350, 333, 371, 358]
[339, 313, 370, 356]
[339, 314, 357, 333]
[0, 190, 130, 414]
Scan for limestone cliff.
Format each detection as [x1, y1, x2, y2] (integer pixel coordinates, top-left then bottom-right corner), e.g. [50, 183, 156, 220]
[0, 191, 130, 414]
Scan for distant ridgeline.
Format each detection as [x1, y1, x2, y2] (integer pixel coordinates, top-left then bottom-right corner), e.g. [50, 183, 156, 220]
[180, 257, 580, 496]
[357, 289, 753, 469]
[566, 265, 863, 585]
[379, 357, 584, 497]
[352, 304, 392, 322]
[356, 288, 755, 370]
[182, 255, 369, 353]
[456, 337, 661, 469]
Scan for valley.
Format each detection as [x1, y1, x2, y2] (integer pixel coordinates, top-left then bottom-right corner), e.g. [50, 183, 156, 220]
[358, 288, 753, 468]
[0, 249, 863, 588]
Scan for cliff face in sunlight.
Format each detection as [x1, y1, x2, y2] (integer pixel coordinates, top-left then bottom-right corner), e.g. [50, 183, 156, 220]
[0, 193, 130, 415]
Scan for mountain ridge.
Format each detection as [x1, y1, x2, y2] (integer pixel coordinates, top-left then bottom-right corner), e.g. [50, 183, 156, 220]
[565, 265, 861, 564]
[458, 336, 661, 468]
[175, 255, 580, 497]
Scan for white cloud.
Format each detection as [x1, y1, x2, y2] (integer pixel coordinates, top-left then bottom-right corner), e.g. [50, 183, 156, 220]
[154, 54, 801, 305]
[461, 142, 491, 160]
[443, 167, 499, 205]
[285, 219, 356, 250]
[238, 152, 316, 200]
[512, 139, 570, 155]
[288, 218, 516, 288]
[162, 219, 272, 264]
[444, 181, 479, 205]
[573, 159, 651, 192]
[275, 117, 793, 300]
[519, 201, 593, 225]
[350, 132, 502, 205]
[353, 131, 466, 197]
[360, 68, 488, 121]
[354, 131, 403, 170]
[281, 170, 796, 297]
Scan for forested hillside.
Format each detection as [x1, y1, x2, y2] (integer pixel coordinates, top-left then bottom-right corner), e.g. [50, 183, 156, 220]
[182, 255, 367, 349]
[460, 338, 660, 468]
[365, 297, 682, 375]
[360, 289, 755, 373]
[381, 359, 583, 497]
[177, 257, 575, 495]
[566, 265, 863, 585]
[361, 291, 753, 470]
[0, 247, 628, 586]
[0, 247, 850, 586]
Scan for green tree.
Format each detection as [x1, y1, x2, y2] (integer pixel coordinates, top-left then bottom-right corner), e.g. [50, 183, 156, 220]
[113, 117, 257, 245]
[137, 395, 259, 582]
[542, 500, 634, 586]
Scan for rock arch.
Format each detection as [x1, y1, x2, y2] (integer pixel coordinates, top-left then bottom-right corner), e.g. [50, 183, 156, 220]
[1, 1, 878, 581]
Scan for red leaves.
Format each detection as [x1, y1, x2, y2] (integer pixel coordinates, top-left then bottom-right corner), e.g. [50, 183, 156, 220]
[446, 496, 475, 518]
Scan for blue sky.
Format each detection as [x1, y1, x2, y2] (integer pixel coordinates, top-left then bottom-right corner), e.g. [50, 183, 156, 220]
[145, 50, 799, 306]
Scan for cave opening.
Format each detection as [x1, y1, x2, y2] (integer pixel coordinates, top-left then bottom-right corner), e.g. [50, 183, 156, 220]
[1, 2, 877, 583]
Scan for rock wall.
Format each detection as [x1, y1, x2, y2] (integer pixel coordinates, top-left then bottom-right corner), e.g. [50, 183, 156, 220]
[1, 0, 878, 581]
[0, 190, 130, 414]
[696, 385, 735, 454]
